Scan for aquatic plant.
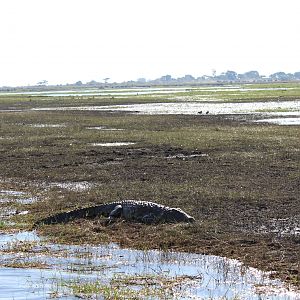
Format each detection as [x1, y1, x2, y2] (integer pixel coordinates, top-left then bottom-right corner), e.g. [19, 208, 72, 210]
[55, 273, 202, 299]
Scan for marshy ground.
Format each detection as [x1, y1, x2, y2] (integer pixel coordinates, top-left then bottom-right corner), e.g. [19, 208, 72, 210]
[0, 83, 299, 294]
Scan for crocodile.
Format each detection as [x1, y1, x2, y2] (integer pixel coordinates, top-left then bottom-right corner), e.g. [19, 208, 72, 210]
[33, 200, 195, 227]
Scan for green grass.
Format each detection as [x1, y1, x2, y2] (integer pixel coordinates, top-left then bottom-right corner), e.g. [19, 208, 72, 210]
[56, 273, 201, 299]
[0, 221, 7, 229]
[169, 82, 300, 102]
[1, 82, 300, 109]
[60, 280, 148, 299]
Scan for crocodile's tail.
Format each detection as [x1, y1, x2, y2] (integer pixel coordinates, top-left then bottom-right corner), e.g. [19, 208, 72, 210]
[33, 205, 106, 228]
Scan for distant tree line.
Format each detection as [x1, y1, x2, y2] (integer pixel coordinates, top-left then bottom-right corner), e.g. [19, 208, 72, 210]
[146, 70, 300, 85]
[71, 70, 300, 88]
[1, 70, 300, 91]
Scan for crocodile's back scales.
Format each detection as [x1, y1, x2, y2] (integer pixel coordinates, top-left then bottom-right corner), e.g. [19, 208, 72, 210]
[33, 200, 195, 227]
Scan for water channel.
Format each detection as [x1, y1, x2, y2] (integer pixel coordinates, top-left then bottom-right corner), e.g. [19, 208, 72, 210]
[0, 230, 299, 299]
[0, 86, 295, 97]
[30, 100, 300, 126]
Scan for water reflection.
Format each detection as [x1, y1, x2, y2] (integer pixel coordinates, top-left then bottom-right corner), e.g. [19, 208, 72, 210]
[254, 117, 300, 125]
[31, 100, 300, 117]
[90, 142, 135, 147]
[0, 190, 37, 204]
[0, 86, 295, 97]
[0, 87, 191, 97]
[0, 231, 298, 299]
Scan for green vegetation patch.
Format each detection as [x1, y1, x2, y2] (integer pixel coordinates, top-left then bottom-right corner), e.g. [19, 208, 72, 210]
[56, 273, 201, 299]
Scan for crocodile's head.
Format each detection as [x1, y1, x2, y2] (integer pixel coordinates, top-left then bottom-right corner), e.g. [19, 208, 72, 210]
[167, 208, 195, 223]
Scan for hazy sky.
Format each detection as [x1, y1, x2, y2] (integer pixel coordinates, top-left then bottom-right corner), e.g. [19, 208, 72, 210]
[1, 0, 299, 86]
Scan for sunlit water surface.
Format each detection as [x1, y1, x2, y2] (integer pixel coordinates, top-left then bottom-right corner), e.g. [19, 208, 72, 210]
[0, 86, 295, 97]
[0, 231, 299, 299]
[30, 101, 300, 126]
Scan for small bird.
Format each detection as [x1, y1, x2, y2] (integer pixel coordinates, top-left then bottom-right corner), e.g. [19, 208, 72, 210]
[206, 111, 209, 114]
[198, 111, 202, 114]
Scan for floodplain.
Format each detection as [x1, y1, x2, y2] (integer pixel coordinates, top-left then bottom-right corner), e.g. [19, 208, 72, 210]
[0, 83, 299, 298]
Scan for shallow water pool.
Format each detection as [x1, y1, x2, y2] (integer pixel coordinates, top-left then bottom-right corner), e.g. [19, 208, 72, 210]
[31, 100, 300, 116]
[254, 117, 300, 125]
[0, 231, 299, 299]
[90, 142, 136, 147]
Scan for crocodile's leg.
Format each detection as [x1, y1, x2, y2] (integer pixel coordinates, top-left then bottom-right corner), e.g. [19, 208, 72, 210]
[141, 214, 154, 224]
[106, 205, 123, 224]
